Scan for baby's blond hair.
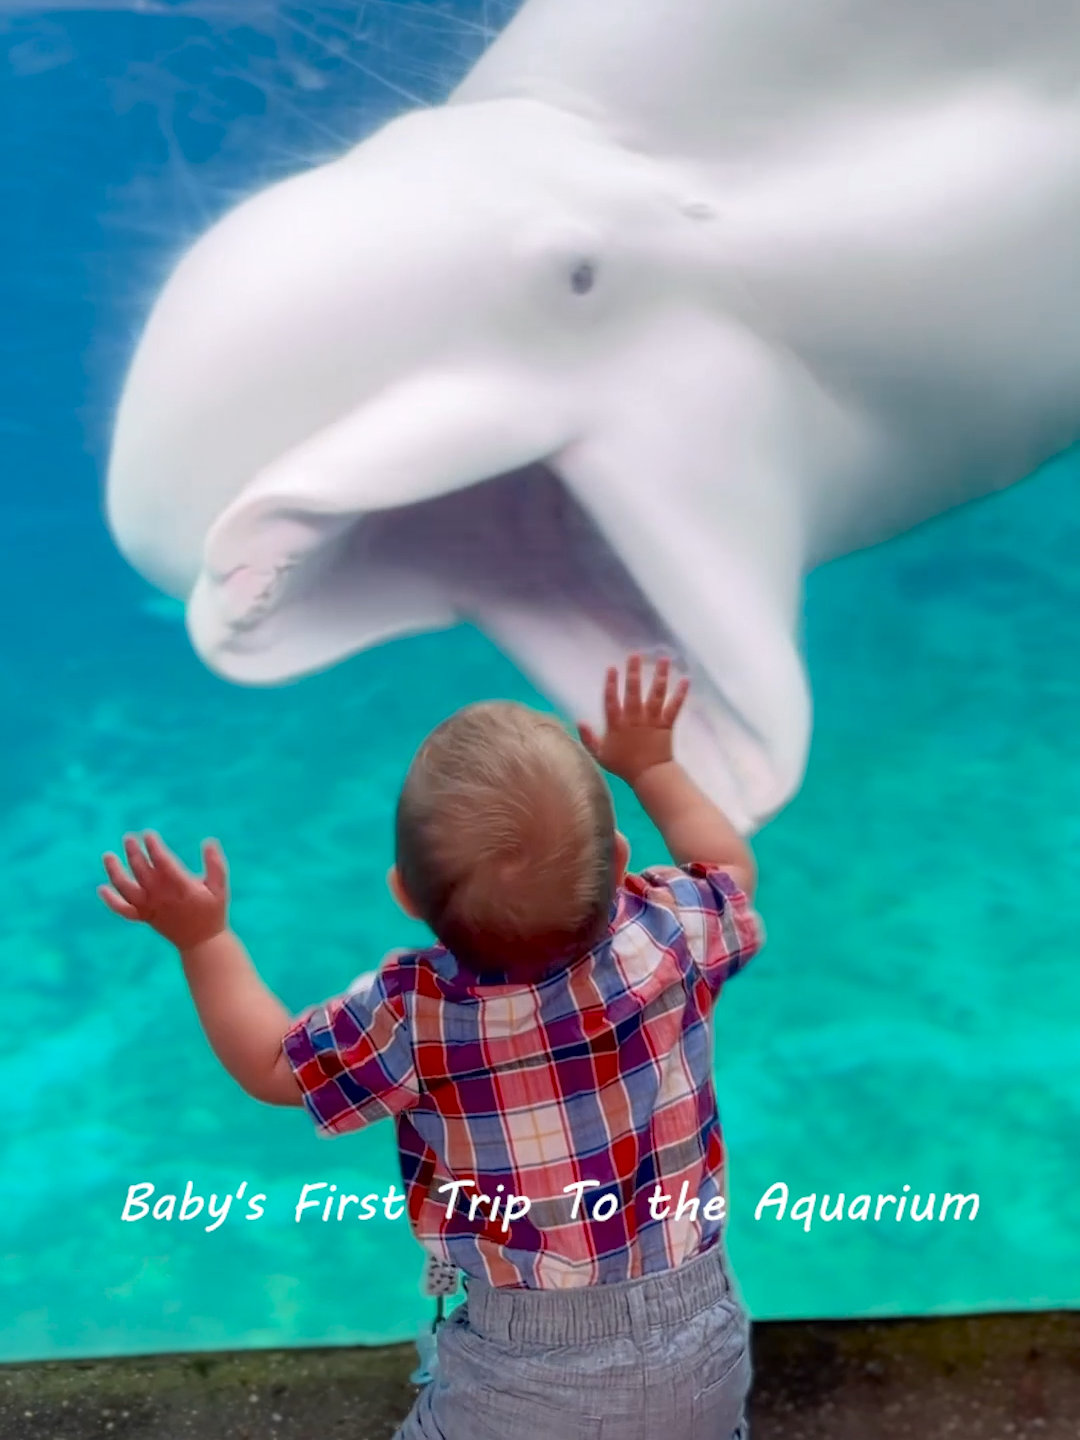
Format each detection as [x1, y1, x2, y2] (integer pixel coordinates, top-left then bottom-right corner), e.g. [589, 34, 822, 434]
[395, 702, 617, 976]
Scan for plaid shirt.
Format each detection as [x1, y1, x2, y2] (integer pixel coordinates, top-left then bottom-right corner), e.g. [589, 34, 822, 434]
[283, 863, 763, 1288]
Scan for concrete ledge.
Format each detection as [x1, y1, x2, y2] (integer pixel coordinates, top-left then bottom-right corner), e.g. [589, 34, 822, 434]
[750, 1311, 1080, 1438]
[2, 1311, 1078, 1439]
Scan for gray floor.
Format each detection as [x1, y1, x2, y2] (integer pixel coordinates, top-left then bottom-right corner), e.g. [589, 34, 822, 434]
[1, 1312, 1077, 1440]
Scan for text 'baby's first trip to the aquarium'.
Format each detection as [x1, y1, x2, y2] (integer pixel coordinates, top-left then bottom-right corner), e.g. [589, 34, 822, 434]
[120, 1179, 980, 1234]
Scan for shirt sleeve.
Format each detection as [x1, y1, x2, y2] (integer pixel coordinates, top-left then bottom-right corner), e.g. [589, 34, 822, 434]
[635, 862, 765, 994]
[281, 964, 421, 1136]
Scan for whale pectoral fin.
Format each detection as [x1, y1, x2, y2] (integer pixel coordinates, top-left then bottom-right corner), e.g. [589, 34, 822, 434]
[186, 370, 568, 681]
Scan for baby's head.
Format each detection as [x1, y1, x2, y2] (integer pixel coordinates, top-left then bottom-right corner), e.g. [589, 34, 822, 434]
[393, 701, 627, 979]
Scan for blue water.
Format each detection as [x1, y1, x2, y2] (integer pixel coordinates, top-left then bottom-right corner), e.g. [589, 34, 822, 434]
[2, 2, 1078, 1362]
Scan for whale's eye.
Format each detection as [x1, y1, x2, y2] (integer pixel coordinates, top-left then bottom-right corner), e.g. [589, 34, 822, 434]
[569, 260, 597, 295]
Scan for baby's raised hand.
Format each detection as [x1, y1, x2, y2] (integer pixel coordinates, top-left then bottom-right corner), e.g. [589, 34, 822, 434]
[578, 654, 690, 785]
[99, 832, 229, 951]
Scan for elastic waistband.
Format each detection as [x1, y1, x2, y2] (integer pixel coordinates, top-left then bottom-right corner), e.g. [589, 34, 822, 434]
[462, 1242, 735, 1346]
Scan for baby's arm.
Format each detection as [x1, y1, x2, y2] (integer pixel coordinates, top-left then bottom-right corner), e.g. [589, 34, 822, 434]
[579, 655, 757, 896]
[178, 931, 301, 1105]
[99, 833, 302, 1106]
[632, 759, 755, 895]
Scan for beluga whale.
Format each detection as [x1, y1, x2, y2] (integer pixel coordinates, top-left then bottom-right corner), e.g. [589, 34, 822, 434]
[106, 0, 1080, 833]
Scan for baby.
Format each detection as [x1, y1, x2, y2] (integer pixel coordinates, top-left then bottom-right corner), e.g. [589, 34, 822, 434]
[100, 655, 763, 1440]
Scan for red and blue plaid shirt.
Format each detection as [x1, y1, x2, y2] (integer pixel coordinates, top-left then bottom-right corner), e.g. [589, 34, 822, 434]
[283, 863, 763, 1287]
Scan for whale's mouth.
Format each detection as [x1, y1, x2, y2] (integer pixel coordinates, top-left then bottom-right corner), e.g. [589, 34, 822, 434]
[187, 459, 805, 835]
[190, 461, 682, 691]
[363, 462, 678, 655]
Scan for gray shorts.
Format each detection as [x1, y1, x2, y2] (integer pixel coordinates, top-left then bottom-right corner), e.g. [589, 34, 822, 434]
[393, 1241, 751, 1440]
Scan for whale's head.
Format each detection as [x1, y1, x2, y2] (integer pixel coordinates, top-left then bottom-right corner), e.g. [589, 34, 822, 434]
[108, 98, 811, 832]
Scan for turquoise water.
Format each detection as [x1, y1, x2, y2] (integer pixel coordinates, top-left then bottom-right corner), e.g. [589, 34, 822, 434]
[2, 3, 1079, 1362]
